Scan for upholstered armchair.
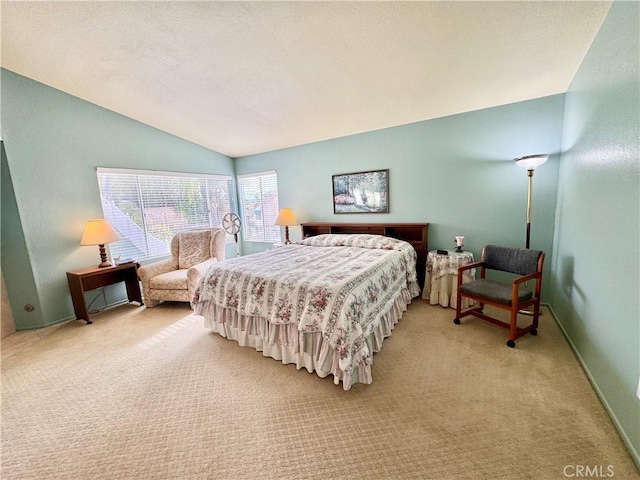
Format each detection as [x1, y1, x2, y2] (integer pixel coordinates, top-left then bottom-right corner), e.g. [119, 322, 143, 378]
[137, 228, 226, 308]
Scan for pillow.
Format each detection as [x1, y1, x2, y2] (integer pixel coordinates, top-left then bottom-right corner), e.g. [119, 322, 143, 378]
[297, 233, 401, 250]
[178, 230, 212, 269]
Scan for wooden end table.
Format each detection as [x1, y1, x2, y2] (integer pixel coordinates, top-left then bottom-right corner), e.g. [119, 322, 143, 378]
[66, 262, 143, 324]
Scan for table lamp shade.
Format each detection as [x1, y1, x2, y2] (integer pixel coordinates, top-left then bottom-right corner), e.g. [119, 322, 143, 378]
[274, 208, 298, 226]
[80, 219, 121, 245]
[80, 219, 121, 267]
[274, 208, 298, 244]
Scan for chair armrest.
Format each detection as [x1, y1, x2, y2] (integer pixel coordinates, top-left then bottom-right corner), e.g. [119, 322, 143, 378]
[513, 271, 542, 285]
[187, 258, 217, 290]
[456, 261, 484, 288]
[458, 261, 484, 273]
[137, 259, 176, 283]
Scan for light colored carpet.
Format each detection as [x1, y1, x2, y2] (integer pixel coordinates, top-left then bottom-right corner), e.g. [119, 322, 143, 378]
[1, 300, 638, 479]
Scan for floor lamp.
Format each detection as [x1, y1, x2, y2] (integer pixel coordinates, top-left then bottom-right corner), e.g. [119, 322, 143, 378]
[515, 154, 548, 315]
[514, 154, 549, 249]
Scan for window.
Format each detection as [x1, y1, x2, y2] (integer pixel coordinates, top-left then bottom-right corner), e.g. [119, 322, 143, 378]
[237, 170, 280, 243]
[97, 168, 234, 261]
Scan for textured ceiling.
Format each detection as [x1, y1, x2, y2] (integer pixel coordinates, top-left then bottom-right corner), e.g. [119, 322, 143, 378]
[1, 1, 612, 158]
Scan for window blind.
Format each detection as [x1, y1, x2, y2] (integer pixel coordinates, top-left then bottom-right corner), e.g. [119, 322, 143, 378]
[96, 168, 234, 261]
[237, 171, 280, 243]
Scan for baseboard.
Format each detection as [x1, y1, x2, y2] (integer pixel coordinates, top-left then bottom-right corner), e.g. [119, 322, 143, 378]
[545, 303, 640, 470]
[15, 298, 133, 331]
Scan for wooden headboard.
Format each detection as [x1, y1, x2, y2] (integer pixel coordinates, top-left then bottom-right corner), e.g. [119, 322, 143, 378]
[300, 222, 429, 291]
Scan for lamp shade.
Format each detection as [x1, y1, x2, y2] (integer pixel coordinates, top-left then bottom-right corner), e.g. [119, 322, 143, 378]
[514, 154, 549, 170]
[80, 219, 121, 246]
[274, 208, 298, 226]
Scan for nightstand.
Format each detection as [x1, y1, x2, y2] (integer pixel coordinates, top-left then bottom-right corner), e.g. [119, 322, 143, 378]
[422, 250, 475, 308]
[66, 263, 143, 324]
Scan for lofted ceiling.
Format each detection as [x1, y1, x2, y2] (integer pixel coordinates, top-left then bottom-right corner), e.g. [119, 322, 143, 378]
[1, 1, 612, 158]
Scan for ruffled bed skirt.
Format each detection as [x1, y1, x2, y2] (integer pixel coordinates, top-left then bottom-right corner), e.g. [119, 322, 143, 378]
[193, 288, 414, 390]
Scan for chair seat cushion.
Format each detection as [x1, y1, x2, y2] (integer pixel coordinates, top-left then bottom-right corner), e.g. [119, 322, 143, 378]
[460, 279, 532, 306]
[149, 269, 188, 290]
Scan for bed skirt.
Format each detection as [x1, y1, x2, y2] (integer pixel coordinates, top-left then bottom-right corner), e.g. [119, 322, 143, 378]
[193, 288, 413, 390]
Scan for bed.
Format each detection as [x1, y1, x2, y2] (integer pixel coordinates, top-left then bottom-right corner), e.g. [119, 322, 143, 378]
[191, 222, 428, 390]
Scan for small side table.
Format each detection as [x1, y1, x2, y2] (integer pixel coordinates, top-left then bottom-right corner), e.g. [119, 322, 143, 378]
[66, 263, 143, 324]
[422, 250, 476, 308]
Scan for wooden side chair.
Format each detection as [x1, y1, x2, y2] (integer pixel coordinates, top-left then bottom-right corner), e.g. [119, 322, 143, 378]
[453, 244, 545, 348]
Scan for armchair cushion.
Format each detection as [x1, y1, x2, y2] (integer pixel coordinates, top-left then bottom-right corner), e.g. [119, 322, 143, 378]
[178, 230, 212, 269]
[150, 270, 189, 291]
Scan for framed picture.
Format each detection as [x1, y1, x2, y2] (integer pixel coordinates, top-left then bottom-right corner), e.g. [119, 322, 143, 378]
[332, 169, 389, 214]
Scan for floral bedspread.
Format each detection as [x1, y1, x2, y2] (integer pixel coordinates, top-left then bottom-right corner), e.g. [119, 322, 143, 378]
[192, 234, 419, 377]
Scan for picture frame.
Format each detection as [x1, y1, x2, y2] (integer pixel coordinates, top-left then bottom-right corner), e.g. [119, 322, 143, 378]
[332, 169, 389, 214]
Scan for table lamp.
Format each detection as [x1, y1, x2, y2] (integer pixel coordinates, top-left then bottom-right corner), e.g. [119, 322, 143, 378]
[274, 208, 298, 244]
[80, 219, 121, 267]
[454, 236, 465, 252]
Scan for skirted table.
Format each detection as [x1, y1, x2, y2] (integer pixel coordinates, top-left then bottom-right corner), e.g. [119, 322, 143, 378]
[422, 250, 476, 308]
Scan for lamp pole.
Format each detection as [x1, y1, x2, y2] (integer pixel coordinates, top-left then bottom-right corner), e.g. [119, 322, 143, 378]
[525, 169, 534, 249]
[514, 154, 548, 316]
[514, 154, 549, 249]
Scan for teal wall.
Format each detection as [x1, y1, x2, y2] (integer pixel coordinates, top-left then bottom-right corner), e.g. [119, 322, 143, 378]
[1, 141, 43, 328]
[236, 95, 564, 296]
[1, 69, 235, 329]
[551, 0, 639, 465]
[1, 3, 638, 465]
